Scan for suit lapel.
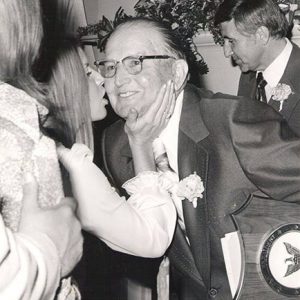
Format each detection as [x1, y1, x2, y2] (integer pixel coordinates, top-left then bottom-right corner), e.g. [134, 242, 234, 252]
[120, 139, 132, 158]
[249, 72, 257, 101]
[238, 71, 257, 100]
[170, 85, 211, 287]
[167, 223, 205, 287]
[178, 129, 211, 287]
[269, 44, 300, 119]
[119, 136, 135, 186]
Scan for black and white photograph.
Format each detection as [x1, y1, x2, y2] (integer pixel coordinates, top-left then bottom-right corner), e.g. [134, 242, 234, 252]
[1, 0, 300, 299]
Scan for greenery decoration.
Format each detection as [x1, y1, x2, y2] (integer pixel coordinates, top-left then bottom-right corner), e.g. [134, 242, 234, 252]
[78, 7, 129, 52]
[78, 0, 297, 76]
[133, 0, 224, 74]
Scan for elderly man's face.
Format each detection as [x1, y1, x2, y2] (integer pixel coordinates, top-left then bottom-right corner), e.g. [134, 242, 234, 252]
[104, 25, 173, 119]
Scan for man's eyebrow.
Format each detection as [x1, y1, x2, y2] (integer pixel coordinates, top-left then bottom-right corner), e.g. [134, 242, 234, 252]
[224, 35, 235, 41]
[222, 34, 230, 39]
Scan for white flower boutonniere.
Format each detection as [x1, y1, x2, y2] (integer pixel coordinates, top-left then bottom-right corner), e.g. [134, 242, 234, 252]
[271, 83, 293, 112]
[176, 172, 204, 208]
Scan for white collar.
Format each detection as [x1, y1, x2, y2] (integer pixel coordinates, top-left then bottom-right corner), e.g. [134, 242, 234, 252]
[158, 90, 184, 173]
[263, 38, 292, 88]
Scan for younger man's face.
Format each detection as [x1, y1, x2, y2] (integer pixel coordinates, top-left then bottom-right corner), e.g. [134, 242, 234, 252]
[104, 25, 173, 119]
[220, 19, 265, 72]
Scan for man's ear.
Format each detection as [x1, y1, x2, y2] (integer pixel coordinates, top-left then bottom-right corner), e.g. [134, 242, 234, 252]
[255, 26, 270, 45]
[172, 59, 189, 92]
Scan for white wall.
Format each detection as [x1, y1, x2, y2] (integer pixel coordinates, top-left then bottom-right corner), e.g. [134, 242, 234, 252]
[195, 32, 241, 94]
[84, 0, 135, 22]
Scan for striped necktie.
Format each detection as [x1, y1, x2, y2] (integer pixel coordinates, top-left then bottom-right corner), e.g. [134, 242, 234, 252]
[255, 72, 267, 102]
[152, 138, 175, 173]
[152, 137, 185, 230]
[152, 138, 173, 300]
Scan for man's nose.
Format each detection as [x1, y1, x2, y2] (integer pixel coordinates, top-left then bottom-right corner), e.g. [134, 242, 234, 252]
[223, 42, 233, 58]
[114, 64, 130, 87]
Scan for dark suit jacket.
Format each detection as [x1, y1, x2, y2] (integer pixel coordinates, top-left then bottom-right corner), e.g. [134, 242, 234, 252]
[101, 84, 300, 299]
[238, 42, 300, 137]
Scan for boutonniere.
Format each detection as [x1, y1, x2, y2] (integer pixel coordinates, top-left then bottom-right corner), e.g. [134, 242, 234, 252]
[271, 83, 293, 112]
[176, 172, 204, 208]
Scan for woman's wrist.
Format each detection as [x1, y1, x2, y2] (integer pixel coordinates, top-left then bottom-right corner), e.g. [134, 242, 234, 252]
[130, 141, 156, 174]
[127, 134, 154, 147]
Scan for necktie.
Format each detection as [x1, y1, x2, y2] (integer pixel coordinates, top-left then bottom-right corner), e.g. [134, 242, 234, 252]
[255, 72, 267, 102]
[153, 137, 184, 218]
[152, 138, 175, 173]
[153, 138, 187, 232]
[152, 138, 173, 300]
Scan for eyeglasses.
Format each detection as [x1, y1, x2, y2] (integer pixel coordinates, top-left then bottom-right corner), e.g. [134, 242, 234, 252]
[94, 55, 176, 78]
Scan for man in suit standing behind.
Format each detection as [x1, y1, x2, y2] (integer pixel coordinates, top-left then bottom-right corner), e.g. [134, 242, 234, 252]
[100, 17, 300, 299]
[215, 0, 300, 136]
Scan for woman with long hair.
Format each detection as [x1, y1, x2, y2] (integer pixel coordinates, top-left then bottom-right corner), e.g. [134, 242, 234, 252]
[0, 0, 83, 299]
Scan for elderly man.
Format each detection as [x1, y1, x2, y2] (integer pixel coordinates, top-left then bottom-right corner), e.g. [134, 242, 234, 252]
[99, 17, 300, 299]
[215, 0, 300, 136]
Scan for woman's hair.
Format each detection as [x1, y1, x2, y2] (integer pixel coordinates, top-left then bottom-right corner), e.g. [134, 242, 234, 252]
[35, 0, 93, 149]
[0, 0, 46, 101]
[0, 0, 93, 149]
[47, 39, 94, 150]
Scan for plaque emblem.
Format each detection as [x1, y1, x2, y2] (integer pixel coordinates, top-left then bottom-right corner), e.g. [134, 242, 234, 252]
[284, 242, 300, 277]
[260, 224, 300, 296]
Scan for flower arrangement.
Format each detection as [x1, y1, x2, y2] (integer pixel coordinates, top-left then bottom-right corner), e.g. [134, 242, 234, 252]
[271, 83, 293, 111]
[78, 0, 296, 76]
[175, 172, 204, 208]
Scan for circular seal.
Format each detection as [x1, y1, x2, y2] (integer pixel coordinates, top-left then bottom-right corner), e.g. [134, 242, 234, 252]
[260, 224, 300, 296]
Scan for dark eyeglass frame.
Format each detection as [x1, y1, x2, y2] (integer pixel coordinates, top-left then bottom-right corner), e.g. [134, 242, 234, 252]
[94, 55, 176, 78]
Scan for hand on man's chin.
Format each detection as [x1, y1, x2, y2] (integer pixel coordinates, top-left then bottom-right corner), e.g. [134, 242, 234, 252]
[123, 108, 140, 121]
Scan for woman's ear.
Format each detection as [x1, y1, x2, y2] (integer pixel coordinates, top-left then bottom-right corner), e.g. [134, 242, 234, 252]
[172, 59, 189, 92]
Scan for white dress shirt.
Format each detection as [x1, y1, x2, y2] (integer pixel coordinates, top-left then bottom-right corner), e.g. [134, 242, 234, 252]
[159, 92, 185, 230]
[263, 38, 293, 101]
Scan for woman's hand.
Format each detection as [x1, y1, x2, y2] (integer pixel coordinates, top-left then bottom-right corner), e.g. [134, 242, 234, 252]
[124, 80, 175, 174]
[124, 80, 175, 147]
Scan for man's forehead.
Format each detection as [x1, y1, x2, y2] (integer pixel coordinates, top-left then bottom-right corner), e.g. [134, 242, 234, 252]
[221, 19, 250, 38]
[105, 25, 165, 57]
[221, 20, 236, 33]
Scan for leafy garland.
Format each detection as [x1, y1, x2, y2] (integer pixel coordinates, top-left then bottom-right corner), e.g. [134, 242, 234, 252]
[78, 0, 294, 75]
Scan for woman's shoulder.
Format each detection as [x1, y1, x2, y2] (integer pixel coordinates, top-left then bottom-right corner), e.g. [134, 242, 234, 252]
[0, 82, 39, 114]
[0, 83, 47, 141]
[0, 82, 35, 101]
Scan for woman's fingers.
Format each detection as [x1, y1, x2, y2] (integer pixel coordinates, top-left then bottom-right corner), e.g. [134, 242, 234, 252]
[144, 81, 170, 121]
[154, 80, 175, 124]
[125, 80, 176, 145]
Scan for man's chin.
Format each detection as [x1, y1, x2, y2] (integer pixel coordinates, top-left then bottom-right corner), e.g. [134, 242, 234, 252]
[122, 110, 135, 120]
[232, 59, 249, 72]
[239, 64, 250, 73]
